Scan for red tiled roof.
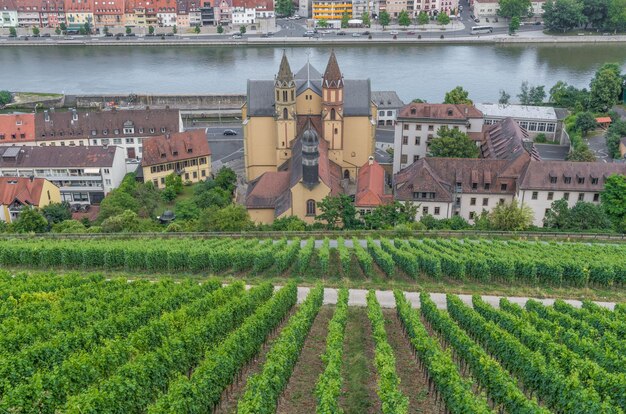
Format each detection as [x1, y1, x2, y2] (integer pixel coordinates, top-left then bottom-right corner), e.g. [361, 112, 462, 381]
[519, 161, 626, 191]
[0, 177, 50, 206]
[231, 0, 273, 9]
[245, 171, 290, 209]
[355, 159, 392, 207]
[141, 129, 210, 167]
[0, 113, 36, 143]
[397, 103, 483, 120]
[596, 117, 612, 123]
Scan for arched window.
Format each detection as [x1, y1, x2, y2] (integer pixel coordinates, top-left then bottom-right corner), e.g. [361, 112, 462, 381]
[283, 108, 288, 120]
[276, 90, 280, 101]
[330, 108, 336, 120]
[306, 199, 316, 216]
[291, 90, 295, 101]
[283, 90, 288, 101]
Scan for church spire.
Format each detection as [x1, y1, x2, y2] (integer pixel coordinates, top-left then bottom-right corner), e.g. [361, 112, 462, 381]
[323, 50, 343, 89]
[276, 51, 294, 88]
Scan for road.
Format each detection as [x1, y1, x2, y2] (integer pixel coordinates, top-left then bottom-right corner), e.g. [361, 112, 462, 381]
[293, 286, 617, 310]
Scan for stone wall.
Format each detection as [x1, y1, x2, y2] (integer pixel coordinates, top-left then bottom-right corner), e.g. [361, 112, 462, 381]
[65, 93, 246, 110]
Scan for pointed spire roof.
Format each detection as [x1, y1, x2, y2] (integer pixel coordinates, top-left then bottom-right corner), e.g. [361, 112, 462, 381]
[276, 51, 294, 86]
[323, 50, 343, 88]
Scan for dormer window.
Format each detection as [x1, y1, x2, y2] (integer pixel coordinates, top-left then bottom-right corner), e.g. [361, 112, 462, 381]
[410, 108, 416, 115]
[91, 130, 97, 136]
[447, 109, 453, 116]
[160, 153, 166, 158]
[114, 129, 119, 135]
[139, 128, 144, 133]
[16, 120, 22, 126]
[577, 176, 585, 184]
[591, 176, 599, 185]
[150, 128, 155, 133]
[564, 176, 571, 184]
[187, 148, 193, 153]
[161, 127, 166, 133]
[103, 129, 108, 135]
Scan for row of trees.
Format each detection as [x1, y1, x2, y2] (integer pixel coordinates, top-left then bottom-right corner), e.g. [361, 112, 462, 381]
[542, 0, 626, 33]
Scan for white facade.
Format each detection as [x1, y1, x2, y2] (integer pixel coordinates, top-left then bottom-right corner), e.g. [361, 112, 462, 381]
[518, 189, 602, 226]
[189, 10, 201, 25]
[413, 0, 458, 15]
[474, 0, 544, 17]
[377, 108, 397, 126]
[408, 193, 514, 222]
[475, 103, 562, 141]
[157, 12, 177, 26]
[0, 9, 18, 27]
[17, 11, 40, 27]
[232, 7, 256, 24]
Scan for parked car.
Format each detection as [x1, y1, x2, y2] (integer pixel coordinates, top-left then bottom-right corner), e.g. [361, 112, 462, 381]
[32, 33, 40, 37]
[104, 32, 113, 37]
[232, 33, 242, 39]
[389, 30, 399, 35]
[126, 33, 136, 36]
[145, 32, 155, 36]
[223, 129, 238, 135]
[407, 30, 416, 35]
[8, 33, 16, 37]
[352, 32, 362, 37]
[261, 33, 269, 37]
[363, 31, 370, 35]
[474, 18, 480, 22]
[534, 21, 542, 25]
[337, 31, 346, 35]
[166, 32, 174, 36]
[41, 33, 51, 37]
[20, 35, 29, 40]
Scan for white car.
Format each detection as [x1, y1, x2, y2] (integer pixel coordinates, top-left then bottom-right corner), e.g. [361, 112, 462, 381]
[389, 30, 399, 35]
[352, 32, 362, 37]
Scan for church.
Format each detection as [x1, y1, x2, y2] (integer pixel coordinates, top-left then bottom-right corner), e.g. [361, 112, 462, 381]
[243, 51, 378, 224]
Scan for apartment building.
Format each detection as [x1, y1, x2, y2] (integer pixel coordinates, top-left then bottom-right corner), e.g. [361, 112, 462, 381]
[0, 176, 60, 223]
[393, 102, 484, 173]
[312, 0, 351, 22]
[473, 0, 544, 19]
[412, 0, 458, 16]
[64, 0, 94, 30]
[141, 129, 211, 188]
[0, 0, 19, 27]
[0, 113, 36, 144]
[372, 91, 404, 126]
[93, 0, 124, 27]
[0, 145, 126, 205]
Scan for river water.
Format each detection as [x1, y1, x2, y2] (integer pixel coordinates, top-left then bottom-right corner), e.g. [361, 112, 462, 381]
[2, 44, 626, 102]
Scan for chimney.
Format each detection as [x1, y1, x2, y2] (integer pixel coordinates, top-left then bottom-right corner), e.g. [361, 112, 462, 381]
[368, 155, 374, 165]
[44, 110, 50, 122]
[29, 175, 34, 182]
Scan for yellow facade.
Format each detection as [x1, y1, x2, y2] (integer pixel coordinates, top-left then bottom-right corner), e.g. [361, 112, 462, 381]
[143, 155, 211, 189]
[243, 117, 277, 180]
[0, 179, 60, 224]
[312, 1, 352, 20]
[282, 181, 331, 224]
[248, 208, 276, 225]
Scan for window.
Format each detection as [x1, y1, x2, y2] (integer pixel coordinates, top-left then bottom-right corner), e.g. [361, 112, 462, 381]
[105, 179, 111, 185]
[415, 137, 421, 145]
[282, 90, 287, 101]
[306, 199, 316, 216]
[193, 171, 198, 179]
[469, 212, 475, 220]
[500, 183, 507, 191]
[400, 154, 407, 164]
[528, 122, 537, 131]
[114, 129, 119, 135]
[563, 192, 570, 200]
[283, 108, 288, 119]
[161, 127, 166, 133]
[387, 111, 392, 116]
[422, 206, 429, 215]
[482, 198, 488, 206]
[428, 125, 434, 131]
[160, 177, 165, 185]
[184, 173, 189, 180]
[330, 108, 336, 120]
[126, 138, 134, 144]
[113, 138, 122, 144]
[91, 130, 96, 136]
[416, 124, 422, 131]
[532, 191, 538, 200]
[537, 122, 546, 132]
[546, 123, 556, 132]
[547, 192, 554, 200]
[92, 139, 98, 145]
[564, 176, 571, 184]
[484, 183, 490, 190]
[150, 128, 155, 133]
[591, 177, 599, 185]
[413, 155, 420, 162]
[123, 128, 134, 134]
[379, 110, 385, 116]
[402, 136, 408, 145]
[470, 197, 476, 206]
[578, 193, 584, 201]
[577, 176, 585, 184]
[593, 193, 600, 202]
[499, 198, 505, 205]
[139, 128, 144, 134]
[550, 176, 557, 184]
[410, 108, 416, 115]
[403, 124, 409, 130]
[201, 170, 206, 177]
[472, 182, 477, 190]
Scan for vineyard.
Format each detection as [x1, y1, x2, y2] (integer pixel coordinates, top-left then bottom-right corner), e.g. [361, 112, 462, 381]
[0, 237, 625, 287]
[0, 272, 625, 413]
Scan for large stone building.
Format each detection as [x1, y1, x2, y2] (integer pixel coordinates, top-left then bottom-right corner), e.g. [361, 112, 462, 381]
[243, 51, 377, 224]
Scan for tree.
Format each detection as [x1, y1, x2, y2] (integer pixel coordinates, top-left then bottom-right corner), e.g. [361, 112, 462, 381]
[566, 146, 597, 161]
[498, 89, 511, 104]
[126, 26, 132, 35]
[239, 25, 246, 34]
[601, 174, 626, 226]
[417, 11, 430, 26]
[398, 10, 411, 27]
[276, 0, 294, 16]
[605, 119, 626, 158]
[98, 189, 140, 222]
[411, 98, 426, 103]
[509, 16, 521, 34]
[32, 26, 40, 36]
[582, 0, 609, 29]
[41, 202, 71, 225]
[103, 26, 109, 35]
[315, 194, 359, 229]
[198, 205, 253, 231]
[175, 198, 201, 221]
[60, 23, 67, 32]
[341, 12, 350, 28]
[518, 81, 546, 105]
[12, 207, 49, 233]
[55, 27, 61, 35]
[148, 25, 155, 34]
[498, 0, 532, 18]
[427, 127, 480, 158]
[607, 0, 626, 33]
[214, 166, 237, 194]
[101, 210, 144, 233]
[489, 200, 534, 231]
[437, 12, 451, 26]
[362, 12, 371, 27]
[379, 10, 391, 29]
[0, 90, 11, 106]
[164, 173, 183, 195]
[589, 63, 623, 112]
[217, 25, 224, 34]
[317, 19, 328, 28]
[194, 25, 201, 34]
[79, 27, 86, 35]
[549, 81, 589, 109]
[271, 216, 307, 231]
[542, 0, 586, 32]
[173, 25, 177, 34]
[84, 21, 91, 34]
[9, 27, 17, 37]
[363, 201, 417, 229]
[134, 181, 161, 218]
[544, 199, 612, 230]
[444, 86, 473, 104]
[574, 111, 598, 136]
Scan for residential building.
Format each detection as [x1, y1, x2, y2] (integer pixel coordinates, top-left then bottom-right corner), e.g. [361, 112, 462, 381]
[394, 154, 626, 225]
[473, 0, 544, 19]
[392, 102, 484, 173]
[93, 0, 124, 28]
[480, 117, 541, 161]
[298, 0, 311, 17]
[125, 0, 158, 26]
[355, 156, 392, 215]
[141, 129, 211, 188]
[199, 0, 215, 25]
[156, 0, 177, 26]
[0, 176, 60, 223]
[0, 113, 36, 144]
[214, 0, 230, 25]
[371, 90, 404, 126]
[312, 0, 352, 23]
[16, 0, 41, 27]
[64, 0, 94, 30]
[40, 0, 65, 27]
[475, 103, 565, 143]
[33, 108, 182, 160]
[0, 145, 126, 205]
[0, 0, 18, 28]
[350, 0, 375, 18]
[413, 0, 458, 16]
[384, 0, 405, 18]
[243, 52, 377, 224]
[231, 6, 253, 23]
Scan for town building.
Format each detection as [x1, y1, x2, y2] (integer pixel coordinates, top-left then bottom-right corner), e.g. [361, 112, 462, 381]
[350, 0, 375, 18]
[0, 0, 18, 27]
[475, 103, 566, 143]
[0, 145, 126, 205]
[231, 0, 273, 25]
[0, 176, 60, 223]
[40, 0, 65, 27]
[141, 129, 211, 188]
[156, 0, 177, 26]
[355, 156, 392, 215]
[0, 113, 36, 144]
[243, 52, 377, 224]
[231, 6, 253, 23]
[64, 0, 94, 31]
[473, 0, 544, 19]
[312, 0, 352, 23]
[199, 0, 215, 25]
[177, 0, 201, 25]
[32, 108, 182, 160]
[392, 102, 484, 173]
[93, 0, 124, 27]
[480, 117, 541, 161]
[384, 0, 405, 19]
[412, 0, 457, 16]
[16, 0, 42, 26]
[298, 0, 311, 17]
[371, 90, 404, 126]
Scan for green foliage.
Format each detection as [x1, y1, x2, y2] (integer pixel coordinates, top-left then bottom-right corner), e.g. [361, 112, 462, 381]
[542, 0, 586, 32]
[549, 81, 589, 109]
[398, 10, 411, 27]
[605, 119, 626, 158]
[582, 0, 609, 29]
[567, 145, 597, 161]
[175, 198, 201, 221]
[32, 26, 40, 36]
[317, 19, 329, 28]
[601, 174, 626, 227]
[518, 81, 546, 105]
[341, 12, 350, 28]
[489, 199, 534, 231]
[41, 202, 71, 225]
[198, 204, 253, 232]
[607, 0, 626, 32]
[148, 25, 154, 34]
[55, 27, 61, 35]
[509, 16, 521, 33]
[172, 25, 177, 34]
[316, 194, 359, 229]
[589, 63, 623, 112]
[544, 199, 613, 230]
[214, 166, 237, 193]
[239, 25, 247, 34]
[437, 12, 451, 25]
[498, 0, 532, 17]
[101, 210, 147, 233]
[51, 219, 87, 233]
[60, 23, 67, 31]
[443, 86, 472, 104]
[379, 10, 391, 29]
[420, 214, 471, 230]
[362, 12, 371, 27]
[417, 11, 429, 25]
[165, 173, 183, 194]
[427, 126, 480, 158]
[11, 207, 48, 233]
[8, 27, 17, 37]
[83, 22, 91, 33]
[318, 238, 330, 275]
[271, 216, 307, 231]
[276, 0, 294, 16]
[574, 111, 598, 136]
[296, 238, 315, 273]
[499, 89, 511, 104]
[217, 25, 224, 34]
[125, 26, 132, 34]
[194, 25, 200, 34]
[363, 201, 418, 229]
[98, 189, 140, 222]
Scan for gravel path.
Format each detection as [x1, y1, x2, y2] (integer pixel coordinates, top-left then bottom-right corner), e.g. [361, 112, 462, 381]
[294, 287, 617, 310]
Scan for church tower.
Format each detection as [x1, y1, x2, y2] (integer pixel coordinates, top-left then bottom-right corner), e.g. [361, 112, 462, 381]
[301, 120, 320, 189]
[322, 50, 344, 152]
[275, 51, 297, 161]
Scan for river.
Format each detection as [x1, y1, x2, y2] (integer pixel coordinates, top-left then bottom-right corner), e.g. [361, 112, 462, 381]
[2, 44, 626, 102]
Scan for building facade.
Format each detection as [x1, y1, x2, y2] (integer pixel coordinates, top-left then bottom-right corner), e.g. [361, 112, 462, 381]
[64, 0, 94, 30]
[141, 129, 211, 188]
[473, 0, 544, 18]
[371, 90, 404, 126]
[312, 0, 352, 22]
[1, 0, 18, 27]
[393, 102, 484, 173]
[0, 145, 126, 205]
[475, 103, 565, 143]
[0, 113, 36, 144]
[0, 176, 60, 223]
[93, 0, 124, 27]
